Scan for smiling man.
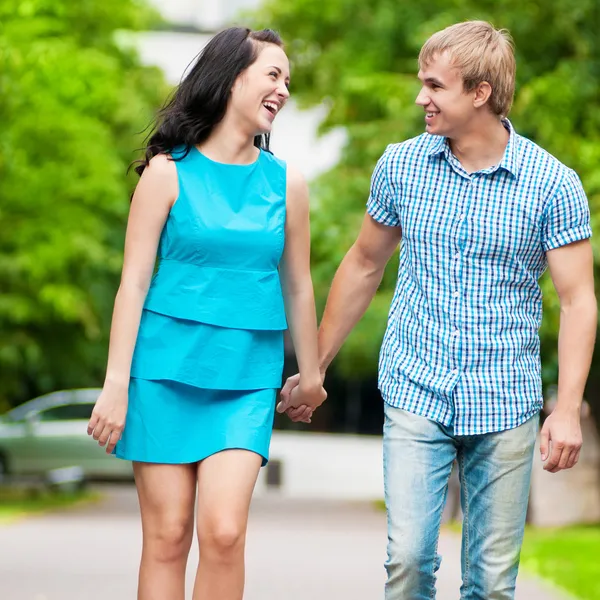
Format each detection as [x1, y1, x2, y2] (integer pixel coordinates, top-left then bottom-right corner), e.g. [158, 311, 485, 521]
[279, 20, 597, 599]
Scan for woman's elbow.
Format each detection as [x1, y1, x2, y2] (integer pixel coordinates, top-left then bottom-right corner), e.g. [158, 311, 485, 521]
[284, 275, 315, 299]
[117, 275, 151, 298]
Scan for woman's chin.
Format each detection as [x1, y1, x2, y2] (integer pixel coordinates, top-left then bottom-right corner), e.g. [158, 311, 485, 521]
[257, 114, 277, 134]
[255, 123, 273, 137]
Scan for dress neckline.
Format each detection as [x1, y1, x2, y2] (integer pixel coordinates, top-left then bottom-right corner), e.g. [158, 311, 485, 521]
[191, 145, 262, 168]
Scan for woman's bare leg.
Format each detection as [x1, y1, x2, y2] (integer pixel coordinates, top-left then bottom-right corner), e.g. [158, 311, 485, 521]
[134, 462, 197, 600]
[192, 450, 263, 600]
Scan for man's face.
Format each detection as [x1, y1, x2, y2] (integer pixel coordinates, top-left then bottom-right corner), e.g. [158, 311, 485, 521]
[415, 51, 478, 138]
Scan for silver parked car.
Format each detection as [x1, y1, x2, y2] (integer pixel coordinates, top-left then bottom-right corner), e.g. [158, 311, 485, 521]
[0, 388, 133, 481]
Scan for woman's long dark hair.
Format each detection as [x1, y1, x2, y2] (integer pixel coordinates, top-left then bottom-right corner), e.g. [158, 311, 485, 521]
[134, 27, 284, 177]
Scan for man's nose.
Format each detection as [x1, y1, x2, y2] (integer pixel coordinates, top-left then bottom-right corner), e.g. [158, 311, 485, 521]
[415, 87, 429, 106]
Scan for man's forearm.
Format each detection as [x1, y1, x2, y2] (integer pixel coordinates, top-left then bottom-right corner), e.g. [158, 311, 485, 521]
[317, 245, 386, 373]
[556, 292, 597, 409]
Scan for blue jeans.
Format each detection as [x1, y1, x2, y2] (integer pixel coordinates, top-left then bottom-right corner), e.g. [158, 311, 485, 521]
[383, 404, 538, 600]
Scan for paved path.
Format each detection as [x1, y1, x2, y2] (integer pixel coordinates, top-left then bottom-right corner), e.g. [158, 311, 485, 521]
[0, 485, 571, 600]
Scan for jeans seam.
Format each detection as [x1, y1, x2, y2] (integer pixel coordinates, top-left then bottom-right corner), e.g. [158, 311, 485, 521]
[460, 450, 470, 598]
[430, 467, 453, 600]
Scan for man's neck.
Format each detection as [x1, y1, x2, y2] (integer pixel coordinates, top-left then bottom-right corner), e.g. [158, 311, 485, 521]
[448, 118, 510, 174]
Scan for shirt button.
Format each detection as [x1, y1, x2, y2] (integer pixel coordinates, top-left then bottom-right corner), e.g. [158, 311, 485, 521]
[453, 330, 459, 336]
[454, 253, 460, 260]
[453, 291, 460, 298]
[452, 369, 459, 375]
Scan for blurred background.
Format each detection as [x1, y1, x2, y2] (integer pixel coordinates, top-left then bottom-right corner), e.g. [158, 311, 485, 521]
[0, 0, 599, 599]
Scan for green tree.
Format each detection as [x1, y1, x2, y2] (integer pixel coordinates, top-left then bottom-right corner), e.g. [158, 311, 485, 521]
[257, 0, 600, 393]
[0, 0, 167, 410]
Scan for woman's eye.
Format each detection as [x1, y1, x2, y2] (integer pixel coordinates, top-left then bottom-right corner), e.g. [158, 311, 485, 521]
[269, 72, 278, 78]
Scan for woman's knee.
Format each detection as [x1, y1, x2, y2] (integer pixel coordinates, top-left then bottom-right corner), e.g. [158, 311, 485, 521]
[199, 518, 246, 561]
[144, 517, 194, 564]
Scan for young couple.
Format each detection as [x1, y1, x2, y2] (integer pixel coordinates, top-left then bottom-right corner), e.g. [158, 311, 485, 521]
[87, 19, 596, 600]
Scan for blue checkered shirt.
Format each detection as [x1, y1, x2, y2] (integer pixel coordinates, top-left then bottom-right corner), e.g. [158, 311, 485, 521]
[367, 120, 592, 435]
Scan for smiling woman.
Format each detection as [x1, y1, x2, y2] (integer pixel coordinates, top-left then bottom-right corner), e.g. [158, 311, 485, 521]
[134, 27, 289, 173]
[85, 25, 326, 600]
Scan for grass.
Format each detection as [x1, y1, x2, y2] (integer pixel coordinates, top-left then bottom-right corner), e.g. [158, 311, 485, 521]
[519, 525, 600, 600]
[0, 486, 102, 524]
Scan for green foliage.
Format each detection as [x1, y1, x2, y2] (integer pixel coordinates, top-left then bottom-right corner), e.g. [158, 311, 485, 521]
[258, 0, 600, 382]
[0, 0, 166, 410]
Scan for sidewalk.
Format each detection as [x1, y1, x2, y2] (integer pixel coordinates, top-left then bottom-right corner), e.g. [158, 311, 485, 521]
[0, 486, 573, 600]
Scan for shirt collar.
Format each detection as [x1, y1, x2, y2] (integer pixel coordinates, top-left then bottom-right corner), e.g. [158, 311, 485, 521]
[426, 118, 519, 179]
[496, 118, 519, 178]
[426, 134, 447, 157]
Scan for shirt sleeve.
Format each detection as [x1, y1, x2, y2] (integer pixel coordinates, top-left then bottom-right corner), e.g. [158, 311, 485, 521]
[541, 168, 592, 252]
[366, 145, 401, 227]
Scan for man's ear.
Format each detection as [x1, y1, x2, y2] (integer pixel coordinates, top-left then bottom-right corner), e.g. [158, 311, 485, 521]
[473, 81, 492, 109]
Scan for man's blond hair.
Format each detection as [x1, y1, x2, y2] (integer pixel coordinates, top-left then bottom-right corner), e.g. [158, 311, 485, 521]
[419, 21, 516, 117]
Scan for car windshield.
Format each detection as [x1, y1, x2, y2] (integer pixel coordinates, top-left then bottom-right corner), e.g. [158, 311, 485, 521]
[2, 389, 101, 422]
[38, 403, 96, 422]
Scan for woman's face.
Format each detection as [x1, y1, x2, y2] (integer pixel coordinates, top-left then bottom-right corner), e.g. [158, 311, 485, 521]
[229, 43, 290, 136]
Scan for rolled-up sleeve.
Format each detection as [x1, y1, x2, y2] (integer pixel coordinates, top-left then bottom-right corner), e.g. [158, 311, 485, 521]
[366, 145, 400, 227]
[542, 169, 592, 252]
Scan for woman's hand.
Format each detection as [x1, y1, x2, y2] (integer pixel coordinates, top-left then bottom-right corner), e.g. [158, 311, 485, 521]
[277, 373, 326, 423]
[293, 380, 327, 411]
[87, 382, 128, 454]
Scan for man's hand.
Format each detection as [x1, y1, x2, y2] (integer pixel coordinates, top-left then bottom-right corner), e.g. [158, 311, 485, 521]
[540, 404, 583, 473]
[277, 373, 313, 423]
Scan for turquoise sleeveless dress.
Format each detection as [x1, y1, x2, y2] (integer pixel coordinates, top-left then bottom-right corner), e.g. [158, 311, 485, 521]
[115, 146, 287, 466]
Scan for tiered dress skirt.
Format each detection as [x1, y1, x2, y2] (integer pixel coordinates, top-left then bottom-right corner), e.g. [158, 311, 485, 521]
[115, 375, 278, 465]
[114, 262, 286, 466]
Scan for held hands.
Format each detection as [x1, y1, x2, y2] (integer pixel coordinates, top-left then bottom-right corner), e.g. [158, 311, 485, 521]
[540, 403, 583, 473]
[87, 382, 128, 454]
[277, 373, 326, 423]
